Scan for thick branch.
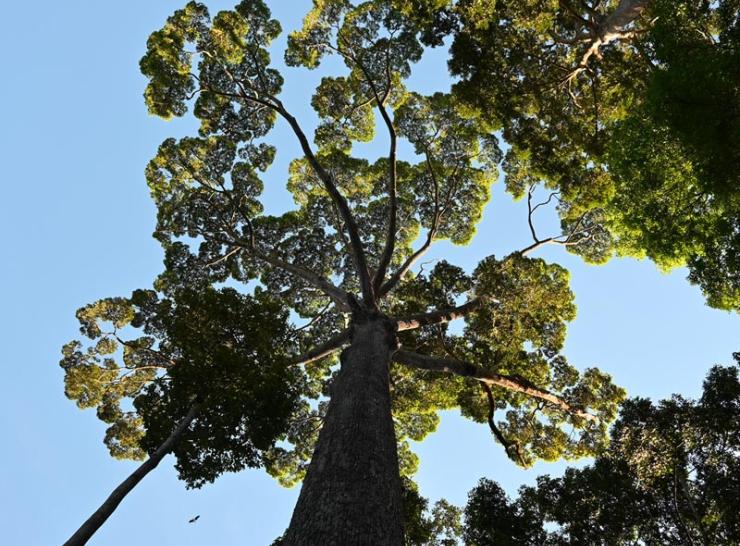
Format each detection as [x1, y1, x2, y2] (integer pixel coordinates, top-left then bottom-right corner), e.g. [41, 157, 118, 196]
[378, 230, 434, 297]
[517, 204, 592, 257]
[393, 350, 596, 421]
[251, 246, 350, 312]
[62, 404, 200, 546]
[275, 105, 375, 305]
[395, 297, 491, 332]
[564, 0, 651, 81]
[289, 329, 351, 366]
[204, 81, 374, 304]
[526, 188, 539, 243]
[601, 0, 651, 36]
[517, 234, 589, 257]
[518, 236, 566, 256]
[379, 153, 442, 297]
[372, 117, 398, 294]
[367, 75, 398, 295]
[214, 233, 350, 312]
[327, 39, 397, 300]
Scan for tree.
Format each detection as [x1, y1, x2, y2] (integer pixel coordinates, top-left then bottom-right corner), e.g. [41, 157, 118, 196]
[61, 1, 631, 543]
[60, 287, 303, 545]
[400, 0, 740, 310]
[61, 405, 200, 546]
[463, 356, 740, 545]
[401, 478, 463, 546]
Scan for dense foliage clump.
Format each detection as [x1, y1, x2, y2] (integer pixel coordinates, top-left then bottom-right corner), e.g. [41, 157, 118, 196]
[463, 357, 740, 545]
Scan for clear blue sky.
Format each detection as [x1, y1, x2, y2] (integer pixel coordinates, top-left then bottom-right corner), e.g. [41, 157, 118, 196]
[0, 2, 736, 545]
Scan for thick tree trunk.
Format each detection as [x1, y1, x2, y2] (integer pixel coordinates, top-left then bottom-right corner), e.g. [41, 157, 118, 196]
[62, 404, 199, 546]
[282, 316, 404, 546]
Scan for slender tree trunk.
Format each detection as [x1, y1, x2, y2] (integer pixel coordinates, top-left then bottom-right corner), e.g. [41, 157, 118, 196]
[62, 404, 199, 546]
[282, 315, 404, 546]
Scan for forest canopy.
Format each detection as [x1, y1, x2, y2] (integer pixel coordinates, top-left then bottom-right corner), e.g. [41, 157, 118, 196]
[58, 1, 739, 544]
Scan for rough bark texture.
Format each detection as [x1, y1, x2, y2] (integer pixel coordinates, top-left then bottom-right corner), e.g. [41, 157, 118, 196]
[282, 316, 404, 546]
[62, 404, 199, 546]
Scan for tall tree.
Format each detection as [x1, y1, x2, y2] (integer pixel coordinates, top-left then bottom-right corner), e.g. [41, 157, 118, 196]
[463, 356, 740, 545]
[61, 1, 630, 543]
[401, 0, 740, 310]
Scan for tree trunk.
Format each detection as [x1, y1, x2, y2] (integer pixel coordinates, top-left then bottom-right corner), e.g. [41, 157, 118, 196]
[282, 315, 404, 546]
[62, 404, 199, 546]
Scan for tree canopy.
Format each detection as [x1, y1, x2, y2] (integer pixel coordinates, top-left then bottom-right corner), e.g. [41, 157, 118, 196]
[399, 0, 740, 310]
[58, 0, 738, 543]
[463, 356, 740, 545]
[63, 0, 624, 484]
[61, 286, 303, 487]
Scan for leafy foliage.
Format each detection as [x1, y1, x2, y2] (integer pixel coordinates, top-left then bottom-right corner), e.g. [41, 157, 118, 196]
[407, 0, 740, 310]
[463, 356, 740, 545]
[64, 0, 631, 509]
[61, 287, 303, 487]
[402, 478, 463, 546]
[464, 478, 548, 546]
[461, 255, 623, 465]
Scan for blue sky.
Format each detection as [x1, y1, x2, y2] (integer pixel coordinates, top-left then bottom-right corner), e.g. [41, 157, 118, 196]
[0, 1, 736, 545]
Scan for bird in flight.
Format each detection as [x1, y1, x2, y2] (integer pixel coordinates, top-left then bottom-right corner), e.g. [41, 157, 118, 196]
[188, 515, 200, 524]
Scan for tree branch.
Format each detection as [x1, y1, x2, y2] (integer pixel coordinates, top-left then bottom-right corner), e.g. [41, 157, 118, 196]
[393, 349, 596, 421]
[289, 329, 351, 366]
[170, 145, 350, 310]
[561, 0, 652, 84]
[114, 337, 177, 368]
[327, 36, 400, 301]
[203, 76, 374, 305]
[395, 297, 492, 332]
[517, 202, 592, 257]
[214, 234, 350, 312]
[378, 152, 442, 297]
[275, 104, 375, 305]
[526, 187, 540, 243]
[251, 247, 350, 312]
[379, 230, 434, 297]
[288, 302, 333, 339]
[359, 62, 398, 295]
[481, 383, 526, 466]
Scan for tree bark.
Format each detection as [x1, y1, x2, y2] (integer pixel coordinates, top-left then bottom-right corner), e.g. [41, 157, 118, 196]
[282, 316, 404, 546]
[601, 0, 651, 38]
[62, 404, 199, 546]
[576, 0, 651, 69]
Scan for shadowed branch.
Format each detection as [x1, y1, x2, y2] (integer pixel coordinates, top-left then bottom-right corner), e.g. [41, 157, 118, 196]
[289, 329, 351, 366]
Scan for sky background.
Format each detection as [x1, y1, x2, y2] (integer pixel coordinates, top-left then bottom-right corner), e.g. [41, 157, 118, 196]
[0, 1, 737, 545]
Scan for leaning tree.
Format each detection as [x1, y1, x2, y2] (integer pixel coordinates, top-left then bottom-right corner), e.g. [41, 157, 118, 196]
[60, 1, 636, 544]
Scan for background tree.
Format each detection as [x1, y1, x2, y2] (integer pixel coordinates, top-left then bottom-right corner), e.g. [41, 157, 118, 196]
[399, 0, 740, 310]
[61, 0, 627, 544]
[62, 287, 301, 486]
[60, 286, 307, 545]
[463, 355, 740, 545]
